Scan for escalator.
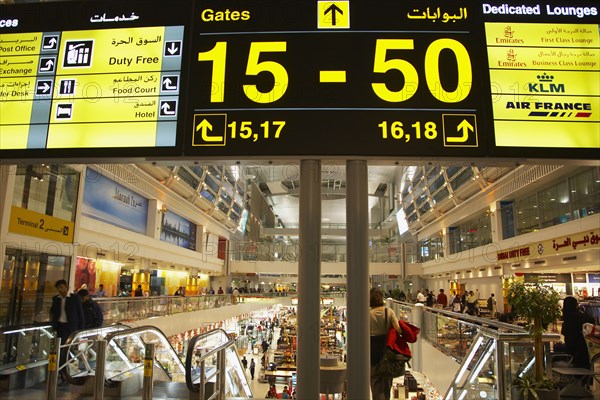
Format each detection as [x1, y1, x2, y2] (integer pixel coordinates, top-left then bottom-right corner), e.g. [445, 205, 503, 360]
[63, 325, 252, 398]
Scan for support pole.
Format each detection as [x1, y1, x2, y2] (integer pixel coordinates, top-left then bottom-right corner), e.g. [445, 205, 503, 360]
[142, 343, 154, 400]
[217, 349, 226, 400]
[297, 160, 321, 399]
[45, 337, 60, 400]
[346, 160, 370, 400]
[94, 340, 107, 400]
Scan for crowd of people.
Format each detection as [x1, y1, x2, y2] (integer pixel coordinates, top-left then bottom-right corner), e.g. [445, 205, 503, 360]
[385, 287, 498, 317]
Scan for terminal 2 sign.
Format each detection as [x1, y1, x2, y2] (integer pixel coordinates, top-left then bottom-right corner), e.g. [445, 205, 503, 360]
[0, 0, 598, 161]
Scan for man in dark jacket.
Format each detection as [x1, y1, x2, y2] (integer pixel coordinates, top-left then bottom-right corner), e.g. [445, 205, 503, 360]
[77, 289, 104, 328]
[51, 279, 85, 380]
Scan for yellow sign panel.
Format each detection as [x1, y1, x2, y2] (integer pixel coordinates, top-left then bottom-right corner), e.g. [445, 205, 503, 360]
[48, 354, 57, 371]
[489, 70, 600, 96]
[0, 33, 43, 56]
[318, 1, 350, 29]
[485, 23, 599, 47]
[8, 206, 74, 243]
[47, 121, 159, 148]
[491, 95, 599, 121]
[143, 360, 153, 377]
[0, 125, 30, 150]
[486, 46, 599, 71]
[486, 22, 600, 149]
[494, 120, 600, 148]
[56, 27, 165, 75]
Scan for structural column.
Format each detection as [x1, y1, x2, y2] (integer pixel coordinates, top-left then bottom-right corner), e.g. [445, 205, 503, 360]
[297, 160, 321, 399]
[346, 160, 370, 399]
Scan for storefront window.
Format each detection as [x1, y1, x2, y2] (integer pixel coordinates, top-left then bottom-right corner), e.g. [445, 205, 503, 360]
[0, 248, 69, 328]
[448, 214, 492, 254]
[569, 168, 600, 219]
[539, 180, 570, 228]
[515, 193, 539, 235]
[11, 164, 80, 222]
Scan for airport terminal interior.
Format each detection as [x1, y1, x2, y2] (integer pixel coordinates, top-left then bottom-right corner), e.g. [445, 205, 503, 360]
[1, 0, 599, 399]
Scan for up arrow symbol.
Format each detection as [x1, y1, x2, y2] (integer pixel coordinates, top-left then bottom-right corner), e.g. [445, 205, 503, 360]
[324, 4, 343, 26]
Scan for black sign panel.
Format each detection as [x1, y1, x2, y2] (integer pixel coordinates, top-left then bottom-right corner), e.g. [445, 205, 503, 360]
[184, 1, 491, 157]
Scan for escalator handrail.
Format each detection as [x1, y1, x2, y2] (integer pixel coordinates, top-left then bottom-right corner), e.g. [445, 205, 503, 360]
[102, 325, 186, 379]
[185, 328, 235, 392]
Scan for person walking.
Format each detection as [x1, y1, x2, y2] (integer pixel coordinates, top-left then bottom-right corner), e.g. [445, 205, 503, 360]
[77, 289, 104, 328]
[369, 287, 402, 400]
[241, 355, 248, 370]
[249, 358, 255, 379]
[134, 284, 143, 297]
[437, 289, 448, 308]
[562, 296, 594, 369]
[487, 293, 496, 318]
[50, 279, 85, 381]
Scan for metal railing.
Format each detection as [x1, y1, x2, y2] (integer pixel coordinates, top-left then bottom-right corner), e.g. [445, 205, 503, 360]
[185, 329, 253, 399]
[96, 293, 277, 324]
[388, 300, 562, 400]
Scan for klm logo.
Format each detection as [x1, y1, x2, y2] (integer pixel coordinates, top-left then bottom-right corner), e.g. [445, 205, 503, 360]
[528, 73, 565, 93]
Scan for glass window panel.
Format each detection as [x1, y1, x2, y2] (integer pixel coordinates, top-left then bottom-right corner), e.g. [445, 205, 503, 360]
[178, 167, 200, 189]
[446, 166, 461, 178]
[11, 165, 80, 222]
[190, 166, 205, 179]
[570, 167, 600, 219]
[413, 178, 426, 196]
[539, 180, 570, 228]
[232, 202, 242, 215]
[407, 212, 419, 224]
[204, 174, 220, 194]
[450, 168, 473, 191]
[402, 192, 413, 208]
[515, 193, 539, 235]
[217, 201, 229, 214]
[405, 202, 415, 216]
[220, 190, 232, 205]
[200, 189, 216, 203]
[418, 201, 431, 215]
[429, 174, 446, 194]
[432, 186, 449, 204]
[207, 166, 222, 181]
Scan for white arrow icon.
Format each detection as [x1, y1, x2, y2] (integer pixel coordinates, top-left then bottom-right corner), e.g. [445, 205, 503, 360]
[161, 102, 176, 115]
[167, 42, 179, 55]
[40, 59, 54, 71]
[37, 82, 51, 93]
[163, 77, 177, 90]
[43, 37, 57, 49]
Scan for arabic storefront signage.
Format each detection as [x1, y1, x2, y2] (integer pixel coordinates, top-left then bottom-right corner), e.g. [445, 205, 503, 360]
[0, 0, 188, 158]
[496, 229, 600, 262]
[483, 3, 600, 155]
[81, 169, 149, 234]
[8, 206, 74, 243]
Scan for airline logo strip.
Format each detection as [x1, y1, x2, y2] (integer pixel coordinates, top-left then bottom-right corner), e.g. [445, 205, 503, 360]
[485, 22, 599, 148]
